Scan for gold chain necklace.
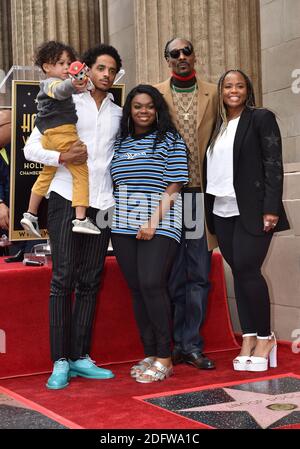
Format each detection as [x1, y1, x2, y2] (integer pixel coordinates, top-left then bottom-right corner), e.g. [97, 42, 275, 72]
[172, 86, 198, 121]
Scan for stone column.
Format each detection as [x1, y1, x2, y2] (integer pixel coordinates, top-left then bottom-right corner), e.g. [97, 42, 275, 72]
[10, 0, 101, 66]
[134, 0, 262, 103]
[99, 0, 109, 43]
[0, 0, 12, 72]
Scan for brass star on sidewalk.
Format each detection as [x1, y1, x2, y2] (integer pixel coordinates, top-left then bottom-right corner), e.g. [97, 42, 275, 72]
[179, 387, 300, 428]
[0, 392, 30, 410]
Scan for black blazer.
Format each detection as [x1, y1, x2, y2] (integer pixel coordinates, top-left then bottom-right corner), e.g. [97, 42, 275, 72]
[203, 107, 290, 236]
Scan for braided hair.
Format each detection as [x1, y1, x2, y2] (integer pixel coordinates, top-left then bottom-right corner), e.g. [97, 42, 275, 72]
[209, 69, 256, 150]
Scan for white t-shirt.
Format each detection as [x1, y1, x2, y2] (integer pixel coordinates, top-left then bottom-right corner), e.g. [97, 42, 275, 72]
[24, 91, 122, 211]
[206, 116, 240, 217]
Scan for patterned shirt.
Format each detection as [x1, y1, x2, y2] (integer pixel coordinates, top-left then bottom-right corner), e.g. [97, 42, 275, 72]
[111, 130, 189, 243]
[172, 85, 201, 187]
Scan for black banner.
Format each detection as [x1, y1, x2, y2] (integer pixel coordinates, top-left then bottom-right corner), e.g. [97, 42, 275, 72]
[9, 81, 48, 241]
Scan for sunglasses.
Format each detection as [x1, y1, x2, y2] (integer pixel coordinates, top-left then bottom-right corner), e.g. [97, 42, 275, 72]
[168, 46, 193, 59]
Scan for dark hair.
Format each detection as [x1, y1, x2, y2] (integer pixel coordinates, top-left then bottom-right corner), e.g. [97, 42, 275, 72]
[119, 84, 179, 151]
[81, 44, 122, 72]
[164, 38, 194, 60]
[34, 41, 77, 72]
[209, 69, 256, 150]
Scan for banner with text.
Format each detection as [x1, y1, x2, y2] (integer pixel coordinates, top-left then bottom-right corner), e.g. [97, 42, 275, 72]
[9, 80, 47, 241]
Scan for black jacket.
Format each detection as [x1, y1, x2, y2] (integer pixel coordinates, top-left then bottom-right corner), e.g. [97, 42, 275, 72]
[203, 107, 290, 236]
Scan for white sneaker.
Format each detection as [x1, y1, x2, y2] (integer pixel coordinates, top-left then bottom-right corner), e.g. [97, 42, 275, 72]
[20, 212, 41, 238]
[72, 217, 101, 235]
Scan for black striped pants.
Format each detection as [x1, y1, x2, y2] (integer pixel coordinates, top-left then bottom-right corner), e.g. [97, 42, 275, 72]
[47, 192, 111, 361]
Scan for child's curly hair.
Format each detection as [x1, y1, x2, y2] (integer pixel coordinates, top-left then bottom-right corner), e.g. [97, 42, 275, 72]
[34, 41, 77, 72]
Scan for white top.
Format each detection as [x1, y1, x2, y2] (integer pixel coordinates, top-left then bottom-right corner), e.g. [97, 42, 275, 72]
[24, 91, 122, 210]
[206, 116, 240, 217]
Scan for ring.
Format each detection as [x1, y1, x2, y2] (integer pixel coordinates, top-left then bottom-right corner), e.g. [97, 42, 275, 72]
[272, 223, 276, 227]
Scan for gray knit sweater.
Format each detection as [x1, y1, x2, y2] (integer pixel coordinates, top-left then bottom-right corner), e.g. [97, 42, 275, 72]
[34, 77, 77, 134]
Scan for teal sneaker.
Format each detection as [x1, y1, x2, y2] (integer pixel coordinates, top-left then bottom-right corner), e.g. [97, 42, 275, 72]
[69, 355, 114, 379]
[46, 359, 70, 390]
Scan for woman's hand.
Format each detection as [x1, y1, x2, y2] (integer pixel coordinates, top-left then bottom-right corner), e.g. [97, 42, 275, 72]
[135, 183, 183, 241]
[263, 214, 279, 232]
[136, 221, 156, 240]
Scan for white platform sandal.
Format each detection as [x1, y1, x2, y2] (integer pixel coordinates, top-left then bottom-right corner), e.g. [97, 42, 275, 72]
[246, 332, 277, 372]
[233, 333, 257, 371]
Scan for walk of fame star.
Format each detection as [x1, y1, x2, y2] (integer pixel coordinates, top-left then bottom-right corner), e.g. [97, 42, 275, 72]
[141, 375, 300, 429]
[0, 392, 29, 410]
[179, 388, 300, 428]
[0, 389, 67, 429]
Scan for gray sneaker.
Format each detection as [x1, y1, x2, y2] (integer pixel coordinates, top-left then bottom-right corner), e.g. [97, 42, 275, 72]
[20, 212, 41, 238]
[72, 217, 101, 235]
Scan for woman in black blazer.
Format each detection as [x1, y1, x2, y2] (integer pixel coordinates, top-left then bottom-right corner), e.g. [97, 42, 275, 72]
[204, 69, 289, 372]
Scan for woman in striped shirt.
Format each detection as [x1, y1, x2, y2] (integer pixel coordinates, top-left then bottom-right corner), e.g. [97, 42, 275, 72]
[111, 85, 189, 383]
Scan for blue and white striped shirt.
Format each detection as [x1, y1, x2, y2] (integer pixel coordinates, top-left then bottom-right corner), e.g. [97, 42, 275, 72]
[111, 130, 189, 243]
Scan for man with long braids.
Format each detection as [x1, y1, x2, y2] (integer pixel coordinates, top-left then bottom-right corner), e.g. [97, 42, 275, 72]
[156, 37, 218, 370]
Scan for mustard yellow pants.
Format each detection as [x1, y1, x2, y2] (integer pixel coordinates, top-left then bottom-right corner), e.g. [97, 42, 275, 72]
[32, 124, 89, 207]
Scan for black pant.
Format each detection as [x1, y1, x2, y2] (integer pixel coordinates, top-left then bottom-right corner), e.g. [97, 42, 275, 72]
[47, 192, 111, 361]
[213, 215, 273, 337]
[111, 233, 178, 358]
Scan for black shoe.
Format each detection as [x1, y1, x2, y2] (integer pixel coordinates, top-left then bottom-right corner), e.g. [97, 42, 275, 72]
[171, 347, 184, 365]
[4, 250, 24, 263]
[184, 352, 216, 370]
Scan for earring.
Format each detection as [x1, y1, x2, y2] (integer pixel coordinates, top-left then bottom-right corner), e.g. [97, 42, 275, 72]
[156, 112, 159, 124]
[128, 116, 131, 132]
